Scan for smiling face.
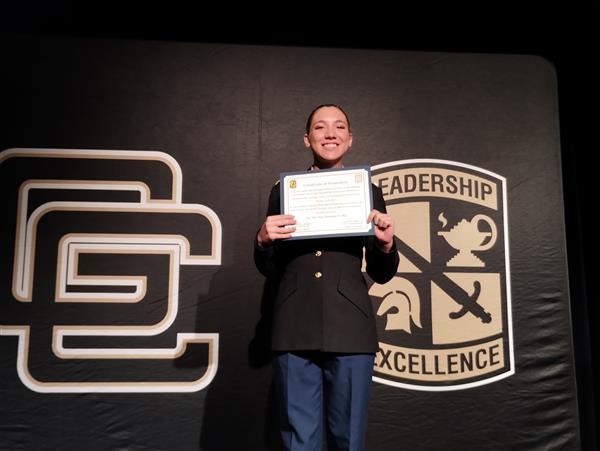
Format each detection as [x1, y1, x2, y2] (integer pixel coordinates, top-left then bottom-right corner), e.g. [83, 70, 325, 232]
[304, 106, 353, 169]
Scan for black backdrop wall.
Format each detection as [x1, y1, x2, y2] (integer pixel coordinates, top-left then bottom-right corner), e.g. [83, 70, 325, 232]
[0, 32, 588, 450]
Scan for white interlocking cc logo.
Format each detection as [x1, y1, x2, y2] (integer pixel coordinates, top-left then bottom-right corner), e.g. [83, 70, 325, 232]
[0, 148, 222, 393]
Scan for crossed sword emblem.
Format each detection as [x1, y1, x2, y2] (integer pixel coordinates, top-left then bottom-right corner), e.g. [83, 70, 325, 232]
[394, 236, 492, 323]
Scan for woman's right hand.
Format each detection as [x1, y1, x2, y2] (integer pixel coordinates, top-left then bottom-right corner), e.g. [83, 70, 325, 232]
[256, 215, 296, 247]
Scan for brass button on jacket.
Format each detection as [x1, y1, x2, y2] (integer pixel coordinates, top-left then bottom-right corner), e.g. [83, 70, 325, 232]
[314, 271, 322, 278]
[314, 250, 322, 257]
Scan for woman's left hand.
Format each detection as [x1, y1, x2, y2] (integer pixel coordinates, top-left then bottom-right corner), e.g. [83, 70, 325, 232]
[367, 209, 395, 253]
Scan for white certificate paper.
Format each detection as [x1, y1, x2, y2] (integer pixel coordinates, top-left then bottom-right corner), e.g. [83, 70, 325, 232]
[280, 166, 374, 240]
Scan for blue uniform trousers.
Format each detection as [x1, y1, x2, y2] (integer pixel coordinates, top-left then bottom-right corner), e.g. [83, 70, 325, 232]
[273, 351, 375, 451]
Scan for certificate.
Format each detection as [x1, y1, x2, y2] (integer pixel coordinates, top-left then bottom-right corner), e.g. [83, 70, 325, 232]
[280, 166, 374, 240]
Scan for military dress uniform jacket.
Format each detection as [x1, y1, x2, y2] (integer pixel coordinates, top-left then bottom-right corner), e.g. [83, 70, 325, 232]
[254, 182, 399, 353]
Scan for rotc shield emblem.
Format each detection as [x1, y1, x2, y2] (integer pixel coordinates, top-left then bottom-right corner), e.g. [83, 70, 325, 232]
[368, 159, 514, 391]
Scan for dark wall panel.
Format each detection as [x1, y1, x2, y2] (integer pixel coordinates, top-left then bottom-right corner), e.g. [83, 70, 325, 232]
[0, 34, 578, 450]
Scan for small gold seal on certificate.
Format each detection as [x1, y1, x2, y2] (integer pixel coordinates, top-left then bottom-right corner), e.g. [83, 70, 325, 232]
[289, 179, 297, 188]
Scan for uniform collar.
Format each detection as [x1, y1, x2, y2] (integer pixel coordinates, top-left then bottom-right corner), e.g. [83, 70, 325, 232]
[309, 164, 344, 171]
